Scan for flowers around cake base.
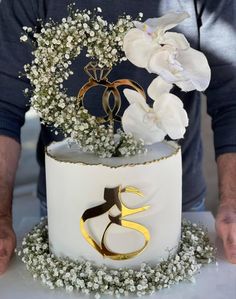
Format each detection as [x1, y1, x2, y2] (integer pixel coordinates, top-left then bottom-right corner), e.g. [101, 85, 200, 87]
[17, 219, 215, 298]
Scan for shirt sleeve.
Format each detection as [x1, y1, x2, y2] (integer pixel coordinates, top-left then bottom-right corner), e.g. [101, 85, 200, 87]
[198, 0, 236, 158]
[0, 0, 39, 143]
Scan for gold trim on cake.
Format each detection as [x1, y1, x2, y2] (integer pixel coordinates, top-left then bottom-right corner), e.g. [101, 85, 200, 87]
[45, 141, 180, 168]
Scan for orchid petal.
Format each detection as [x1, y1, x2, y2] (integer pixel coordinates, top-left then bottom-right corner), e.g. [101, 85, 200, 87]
[123, 28, 159, 68]
[153, 93, 189, 139]
[133, 20, 156, 34]
[133, 21, 145, 31]
[174, 79, 196, 92]
[122, 104, 166, 144]
[133, 18, 160, 34]
[146, 12, 190, 32]
[148, 46, 211, 92]
[162, 32, 189, 49]
[147, 77, 173, 101]
[176, 47, 211, 91]
[123, 89, 149, 111]
[153, 93, 183, 112]
[148, 48, 180, 82]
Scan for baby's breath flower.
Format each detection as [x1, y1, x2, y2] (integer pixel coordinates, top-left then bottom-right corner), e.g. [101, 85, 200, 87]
[17, 218, 215, 298]
[21, 6, 145, 158]
[20, 35, 28, 42]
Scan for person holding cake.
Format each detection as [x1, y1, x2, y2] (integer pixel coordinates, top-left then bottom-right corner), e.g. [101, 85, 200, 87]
[0, 0, 236, 277]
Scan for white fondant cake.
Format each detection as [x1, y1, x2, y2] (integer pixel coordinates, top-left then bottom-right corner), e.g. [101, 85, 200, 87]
[45, 139, 182, 268]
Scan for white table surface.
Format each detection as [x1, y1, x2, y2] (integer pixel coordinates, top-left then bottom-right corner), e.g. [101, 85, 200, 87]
[0, 212, 236, 299]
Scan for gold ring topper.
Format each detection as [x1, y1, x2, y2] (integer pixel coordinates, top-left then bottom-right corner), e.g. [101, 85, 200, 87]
[77, 61, 146, 127]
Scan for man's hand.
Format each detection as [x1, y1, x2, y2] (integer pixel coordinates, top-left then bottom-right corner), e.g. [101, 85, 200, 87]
[0, 136, 21, 274]
[216, 201, 236, 263]
[0, 217, 16, 275]
[216, 153, 236, 264]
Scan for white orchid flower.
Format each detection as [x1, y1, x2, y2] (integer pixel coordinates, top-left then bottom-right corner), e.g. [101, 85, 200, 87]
[122, 77, 189, 145]
[122, 89, 166, 144]
[134, 12, 190, 49]
[123, 28, 160, 69]
[148, 77, 189, 139]
[123, 12, 190, 69]
[123, 12, 211, 92]
[148, 45, 211, 91]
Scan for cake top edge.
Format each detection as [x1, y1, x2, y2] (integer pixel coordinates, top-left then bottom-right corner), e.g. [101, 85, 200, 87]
[45, 139, 180, 168]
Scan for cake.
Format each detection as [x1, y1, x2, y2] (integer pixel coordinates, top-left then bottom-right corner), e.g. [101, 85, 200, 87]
[46, 140, 182, 268]
[18, 7, 215, 296]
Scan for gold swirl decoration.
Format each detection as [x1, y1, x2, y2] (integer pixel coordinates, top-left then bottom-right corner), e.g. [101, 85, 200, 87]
[80, 186, 151, 260]
[77, 62, 145, 126]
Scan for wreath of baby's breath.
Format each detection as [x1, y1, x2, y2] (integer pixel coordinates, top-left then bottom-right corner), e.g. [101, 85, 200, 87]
[17, 219, 215, 298]
[21, 5, 145, 158]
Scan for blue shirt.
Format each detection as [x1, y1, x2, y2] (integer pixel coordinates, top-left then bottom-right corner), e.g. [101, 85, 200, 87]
[1, 0, 236, 210]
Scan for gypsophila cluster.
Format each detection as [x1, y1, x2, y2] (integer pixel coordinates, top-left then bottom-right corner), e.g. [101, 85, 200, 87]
[17, 218, 215, 298]
[114, 129, 146, 157]
[20, 4, 144, 158]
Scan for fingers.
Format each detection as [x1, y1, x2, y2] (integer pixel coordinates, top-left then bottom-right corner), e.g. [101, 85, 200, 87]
[216, 206, 236, 264]
[0, 229, 16, 275]
[221, 223, 236, 264]
[0, 242, 11, 274]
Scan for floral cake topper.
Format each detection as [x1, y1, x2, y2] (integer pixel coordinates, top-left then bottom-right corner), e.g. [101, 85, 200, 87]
[21, 6, 211, 157]
[122, 12, 211, 144]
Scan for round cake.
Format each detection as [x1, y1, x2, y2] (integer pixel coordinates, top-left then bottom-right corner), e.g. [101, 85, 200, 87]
[18, 9, 214, 294]
[46, 140, 182, 268]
